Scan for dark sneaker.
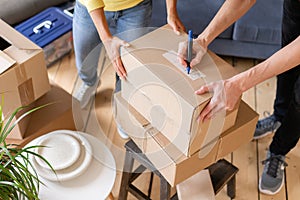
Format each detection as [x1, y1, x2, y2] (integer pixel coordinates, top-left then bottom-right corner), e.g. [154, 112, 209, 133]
[253, 114, 281, 140]
[259, 151, 287, 195]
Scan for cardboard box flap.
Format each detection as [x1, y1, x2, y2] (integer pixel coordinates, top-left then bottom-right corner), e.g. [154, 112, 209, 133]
[0, 50, 16, 74]
[0, 19, 39, 50]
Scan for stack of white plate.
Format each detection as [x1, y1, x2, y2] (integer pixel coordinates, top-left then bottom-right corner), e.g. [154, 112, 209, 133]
[31, 130, 93, 182]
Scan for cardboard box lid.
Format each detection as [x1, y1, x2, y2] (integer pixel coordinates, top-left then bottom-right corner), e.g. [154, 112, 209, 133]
[0, 19, 40, 50]
[121, 25, 238, 108]
[0, 19, 42, 69]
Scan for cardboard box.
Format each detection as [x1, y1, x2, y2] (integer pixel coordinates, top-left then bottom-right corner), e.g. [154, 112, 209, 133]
[0, 19, 50, 114]
[4, 102, 36, 139]
[121, 25, 240, 156]
[114, 93, 258, 186]
[6, 84, 83, 143]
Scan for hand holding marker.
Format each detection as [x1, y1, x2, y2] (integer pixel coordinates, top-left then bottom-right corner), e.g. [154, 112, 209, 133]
[186, 30, 193, 74]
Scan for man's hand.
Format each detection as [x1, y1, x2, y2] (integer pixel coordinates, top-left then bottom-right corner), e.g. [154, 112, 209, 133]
[177, 39, 207, 68]
[103, 36, 130, 79]
[195, 79, 242, 122]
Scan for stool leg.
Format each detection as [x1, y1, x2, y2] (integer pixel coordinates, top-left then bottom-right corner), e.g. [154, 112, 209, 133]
[147, 172, 154, 197]
[227, 175, 236, 199]
[119, 150, 134, 200]
[160, 176, 171, 200]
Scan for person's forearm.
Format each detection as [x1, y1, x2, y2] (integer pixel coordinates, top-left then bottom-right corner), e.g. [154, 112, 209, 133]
[197, 0, 255, 48]
[89, 8, 112, 41]
[166, 0, 177, 16]
[231, 36, 300, 93]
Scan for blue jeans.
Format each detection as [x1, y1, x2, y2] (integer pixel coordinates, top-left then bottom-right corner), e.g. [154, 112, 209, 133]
[73, 0, 152, 86]
[270, 0, 300, 155]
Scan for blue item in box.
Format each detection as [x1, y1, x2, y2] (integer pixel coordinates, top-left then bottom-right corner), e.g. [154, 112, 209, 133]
[15, 7, 73, 66]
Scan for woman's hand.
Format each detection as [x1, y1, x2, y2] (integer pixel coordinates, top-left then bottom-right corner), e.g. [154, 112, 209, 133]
[167, 13, 186, 35]
[103, 36, 130, 79]
[177, 39, 207, 68]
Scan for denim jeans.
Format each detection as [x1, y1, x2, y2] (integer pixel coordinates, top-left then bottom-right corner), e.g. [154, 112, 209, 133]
[270, 0, 300, 155]
[73, 0, 152, 86]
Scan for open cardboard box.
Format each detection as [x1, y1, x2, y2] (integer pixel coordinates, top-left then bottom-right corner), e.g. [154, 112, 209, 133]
[114, 92, 258, 186]
[121, 25, 240, 156]
[0, 19, 50, 114]
[6, 84, 83, 143]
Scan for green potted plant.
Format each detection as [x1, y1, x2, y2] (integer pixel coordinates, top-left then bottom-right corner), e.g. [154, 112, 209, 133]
[0, 101, 53, 200]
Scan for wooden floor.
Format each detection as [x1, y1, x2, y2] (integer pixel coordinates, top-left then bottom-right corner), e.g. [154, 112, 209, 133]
[48, 50, 300, 200]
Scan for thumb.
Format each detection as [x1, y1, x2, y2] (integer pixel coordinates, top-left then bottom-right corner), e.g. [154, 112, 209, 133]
[173, 26, 180, 35]
[120, 39, 130, 47]
[195, 86, 209, 95]
[190, 53, 204, 67]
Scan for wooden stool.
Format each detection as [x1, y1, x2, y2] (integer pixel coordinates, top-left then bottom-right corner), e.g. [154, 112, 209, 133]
[119, 140, 239, 200]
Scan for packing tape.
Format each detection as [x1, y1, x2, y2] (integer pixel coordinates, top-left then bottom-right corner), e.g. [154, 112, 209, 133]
[18, 78, 34, 106]
[15, 63, 27, 84]
[15, 63, 34, 105]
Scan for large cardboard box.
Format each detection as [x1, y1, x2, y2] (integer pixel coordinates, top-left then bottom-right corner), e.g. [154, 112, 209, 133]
[114, 93, 258, 186]
[0, 19, 50, 114]
[121, 25, 240, 156]
[6, 84, 83, 143]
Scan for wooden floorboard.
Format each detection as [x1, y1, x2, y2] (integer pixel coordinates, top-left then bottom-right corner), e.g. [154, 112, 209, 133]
[47, 51, 300, 200]
[51, 52, 78, 94]
[286, 145, 300, 200]
[229, 57, 259, 200]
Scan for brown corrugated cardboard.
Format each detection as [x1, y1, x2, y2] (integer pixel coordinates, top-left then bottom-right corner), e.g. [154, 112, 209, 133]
[6, 102, 36, 139]
[121, 25, 240, 156]
[0, 19, 50, 114]
[6, 84, 83, 142]
[114, 92, 258, 186]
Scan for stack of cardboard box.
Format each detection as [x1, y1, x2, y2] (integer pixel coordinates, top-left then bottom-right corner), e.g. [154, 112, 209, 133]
[0, 19, 82, 146]
[115, 25, 259, 186]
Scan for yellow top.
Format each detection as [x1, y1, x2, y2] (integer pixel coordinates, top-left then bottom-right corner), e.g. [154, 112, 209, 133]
[78, 0, 144, 12]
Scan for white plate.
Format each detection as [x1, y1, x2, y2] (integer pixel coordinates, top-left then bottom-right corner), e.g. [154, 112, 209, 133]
[32, 130, 93, 182]
[35, 133, 81, 170]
